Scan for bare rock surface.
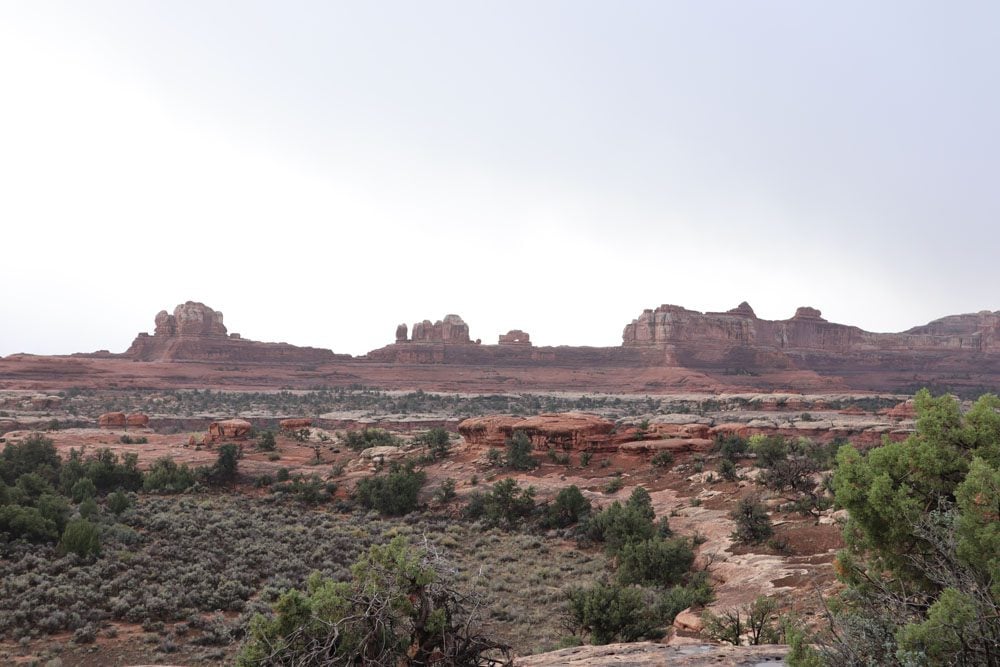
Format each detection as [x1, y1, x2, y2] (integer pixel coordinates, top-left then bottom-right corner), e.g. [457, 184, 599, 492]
[517, 642, 787, 666]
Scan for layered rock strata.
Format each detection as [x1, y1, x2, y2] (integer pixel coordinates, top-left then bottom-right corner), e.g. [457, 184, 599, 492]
[622, 302, 1000, 378]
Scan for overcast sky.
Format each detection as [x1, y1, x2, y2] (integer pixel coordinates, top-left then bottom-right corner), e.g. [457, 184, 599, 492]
[2, 1, 998, 357]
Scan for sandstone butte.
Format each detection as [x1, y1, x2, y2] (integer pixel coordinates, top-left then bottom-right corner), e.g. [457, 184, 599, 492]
[3, 299, 999, 394]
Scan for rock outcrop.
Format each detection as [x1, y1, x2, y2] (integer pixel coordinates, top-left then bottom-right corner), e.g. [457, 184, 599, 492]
[10, 299, 1000, 395]
[621, 302, 1000, 383]
[461, 406, 913, 455]
[279, 418, 313, 430]
[153, 302, 228, 337]
[206, 419, 253, 443]
[498, 330, 531, 345]
[515, 413, 616, 450]
[409, 315, 472, 343]
[623, 302, 1000, 354]
[126, 413, 150, 428]
[459, 413, 619, 451]
[517, 643, 788, 666]
[98, 412, 126, 428]
[96, 411, 149, 431]
[126, 302, 348, 364]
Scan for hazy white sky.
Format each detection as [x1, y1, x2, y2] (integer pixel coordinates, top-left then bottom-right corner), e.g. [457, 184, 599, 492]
[2, 1, 998, 356]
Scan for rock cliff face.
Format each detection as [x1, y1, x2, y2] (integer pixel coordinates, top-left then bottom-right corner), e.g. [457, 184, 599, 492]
[126, 302, 347, 364]
[18, 298, 1000, 394]
[153, 302, 228, 337]
[622, 302, 1000, 378]
[623, 302, 999, 353]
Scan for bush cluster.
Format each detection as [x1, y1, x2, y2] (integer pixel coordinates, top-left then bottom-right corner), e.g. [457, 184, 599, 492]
[339, 428, 399, 451]
[568, 486, 711, 644]
[353, 462, 426, 516]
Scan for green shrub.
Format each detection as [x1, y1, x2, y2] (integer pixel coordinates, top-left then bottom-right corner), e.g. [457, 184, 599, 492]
[1, 433, 60, 485]
[107, 489, 131, 514]
[468, 478, 536, 530]
[655, 572, 714, 623]
[79, 496, 99, 519]
[505, 431, 537, 470]
[545, 485, 591, 528]
[85, 449, 143, 492]
[276, 467, 290, 482]
[276, 474, 327, 503]
[433, 478, 457, 504]
[749, 435, 789, 468]
[730, 497, 773, 544]
[717, 458, 738, 481]
[210, 444, 242, 485]
[824, 390, 1000, 664]
[0, 503, 59, 542]
[586, 487, 660, 555]
[339, 428, 399, 451]
[415, 427, 451, 459]
[567, 583, 660, 644]
[579, 451, 593, 467]
[353, 462, 426, 516]
[714, 434, 748, 461]
[651, 450, 674, 468]
[70, 477, 97, 503]
[257, 430, 276, 451]
[59, 518, 100, 558]
[486, 448, 504, 466]
[144, 457, 196, 493]
[236, 536, 510, 666]
[616, 536, 695, 588]
[604, 477, 624, 494]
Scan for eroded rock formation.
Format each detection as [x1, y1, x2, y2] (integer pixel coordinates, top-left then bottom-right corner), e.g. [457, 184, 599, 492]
[621, 302, 1000, 383]
[126, 302, 347, 363]
[206, 419, 252, 443]
[98, 412, 126, 428]
[409, 315, 472, 343]
[458, 413, 619, 451]
[279, 418, 313, 430]
[126, 413, 150, 428]
[623, 302, 1000, 353]
[153, 302, 227, 337]
[498, 330, 531, 345]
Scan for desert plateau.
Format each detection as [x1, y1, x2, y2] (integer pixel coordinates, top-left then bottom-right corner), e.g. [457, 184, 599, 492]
[4, 3, 999, 665]
[1, 301, 998, 665]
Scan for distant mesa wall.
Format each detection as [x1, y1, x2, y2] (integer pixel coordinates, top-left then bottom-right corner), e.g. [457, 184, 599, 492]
[126, 301, 347, 363]
[621, 301, 1000, 376]
[622, 302, 1000, 353]
[368, 314, 643, 366]
[102, 298, 1000, 390]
